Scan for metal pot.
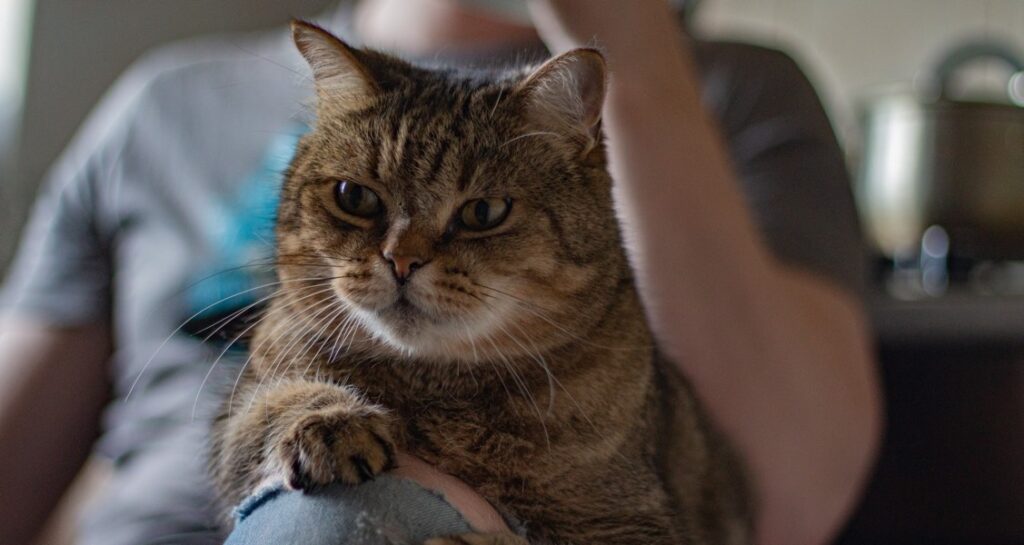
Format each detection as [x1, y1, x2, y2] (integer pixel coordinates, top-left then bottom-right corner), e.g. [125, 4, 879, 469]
[857, 40, 1024, 261]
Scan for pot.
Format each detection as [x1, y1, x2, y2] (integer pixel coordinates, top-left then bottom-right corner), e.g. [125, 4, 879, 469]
[857, 40, 1024, 261]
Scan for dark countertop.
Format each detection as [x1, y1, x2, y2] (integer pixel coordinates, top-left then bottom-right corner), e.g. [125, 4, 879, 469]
[868, 290, 1024, 347]
[841, 289, 1024, 545]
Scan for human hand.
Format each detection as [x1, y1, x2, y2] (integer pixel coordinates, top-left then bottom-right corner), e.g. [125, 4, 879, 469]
[390, 452, 510, 534]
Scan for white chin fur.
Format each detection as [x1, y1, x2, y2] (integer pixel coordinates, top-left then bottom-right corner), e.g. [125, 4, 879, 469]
[351, 300, 514, 362]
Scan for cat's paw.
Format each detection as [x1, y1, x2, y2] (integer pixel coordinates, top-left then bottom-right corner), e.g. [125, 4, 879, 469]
[277, 406, 396, 491]
[423, 534, 529, 545]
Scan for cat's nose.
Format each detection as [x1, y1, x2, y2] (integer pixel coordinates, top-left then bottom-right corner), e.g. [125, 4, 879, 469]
[383, 252, 425, 284]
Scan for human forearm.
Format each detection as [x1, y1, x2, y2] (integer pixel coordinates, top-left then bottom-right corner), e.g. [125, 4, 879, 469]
[0, 318, 110, 545]
[529, 1, 882, 544]
[530, 1, 777, 345]
[614, 63, 880, 545]
[733, 267, 880, 545]
[618, 62, 881, 545]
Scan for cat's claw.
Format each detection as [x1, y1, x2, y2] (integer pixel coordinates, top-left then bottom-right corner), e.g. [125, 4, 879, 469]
[423, 534, 529, 545]
[277, 406, 396, 490]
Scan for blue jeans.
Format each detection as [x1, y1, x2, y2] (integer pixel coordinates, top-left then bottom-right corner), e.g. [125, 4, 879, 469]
[224, 476, 473, 545]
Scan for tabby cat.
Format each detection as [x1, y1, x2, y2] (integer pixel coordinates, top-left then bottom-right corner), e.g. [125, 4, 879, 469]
[210, 20, 750, 545]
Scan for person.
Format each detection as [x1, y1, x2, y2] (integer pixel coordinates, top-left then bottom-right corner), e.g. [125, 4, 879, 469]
[0, 1, 881, 544]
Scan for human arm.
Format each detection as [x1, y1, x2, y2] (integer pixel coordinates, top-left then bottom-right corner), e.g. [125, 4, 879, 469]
[526, 2, 882, 544]
[0, 47, 127, 542]
[0, 318, 111, 545]
[389, 453, 511, 534]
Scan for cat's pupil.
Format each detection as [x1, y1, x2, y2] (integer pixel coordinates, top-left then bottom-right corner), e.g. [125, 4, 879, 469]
[474, 200, 490, 225]
[347, 184, 363, 210]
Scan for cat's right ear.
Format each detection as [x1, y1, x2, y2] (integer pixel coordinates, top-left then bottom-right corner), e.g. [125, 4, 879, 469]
[291, 20, 377, 106]
[517, 48, 608, 153]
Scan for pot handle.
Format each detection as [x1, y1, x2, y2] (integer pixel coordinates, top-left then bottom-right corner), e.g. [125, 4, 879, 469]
[932, 39, 1024, 100]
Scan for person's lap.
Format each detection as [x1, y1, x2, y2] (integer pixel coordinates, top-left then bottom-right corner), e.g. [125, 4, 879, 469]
[225, 478, 473, 545]
[75, 427, 473, 545]
[76, 427, 223, 545]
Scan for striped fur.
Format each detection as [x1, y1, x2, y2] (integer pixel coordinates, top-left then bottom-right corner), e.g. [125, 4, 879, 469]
[210, 21, 751, 545]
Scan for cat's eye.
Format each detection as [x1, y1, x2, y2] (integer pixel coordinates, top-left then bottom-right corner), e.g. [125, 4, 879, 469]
[335, 181, 381, 218]
[459, 198, 512, 231]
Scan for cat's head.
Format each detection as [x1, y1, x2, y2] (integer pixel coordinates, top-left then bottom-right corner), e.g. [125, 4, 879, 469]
[277, 21, 629, 362]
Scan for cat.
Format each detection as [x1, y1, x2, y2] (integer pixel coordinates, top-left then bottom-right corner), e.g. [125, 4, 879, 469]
[210, 20, 751, 545]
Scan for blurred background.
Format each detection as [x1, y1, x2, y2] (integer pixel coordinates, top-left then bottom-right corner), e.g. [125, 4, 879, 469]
[1, 1, 1023, 544]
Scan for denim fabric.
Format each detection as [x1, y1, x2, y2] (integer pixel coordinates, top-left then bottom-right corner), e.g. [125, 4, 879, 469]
[224, 477, 473, 545]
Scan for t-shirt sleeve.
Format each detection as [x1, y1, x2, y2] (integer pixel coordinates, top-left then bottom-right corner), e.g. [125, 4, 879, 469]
[0, 154, 112, 324]
[0, 61, 148, 326]
[696, 42, 866, 297]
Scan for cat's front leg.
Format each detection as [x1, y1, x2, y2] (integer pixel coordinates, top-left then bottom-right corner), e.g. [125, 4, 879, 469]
[276, 392, 397, 490]
[424, 533, 530, 545]
[212, 376, 398, 510]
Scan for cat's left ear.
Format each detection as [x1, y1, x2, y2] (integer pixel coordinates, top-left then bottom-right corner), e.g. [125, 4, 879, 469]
[291, 20, 377, 107]
[518, 48, 607, 152]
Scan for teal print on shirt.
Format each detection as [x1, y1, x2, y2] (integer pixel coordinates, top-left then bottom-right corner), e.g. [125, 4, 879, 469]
[183, 128, 306, 344]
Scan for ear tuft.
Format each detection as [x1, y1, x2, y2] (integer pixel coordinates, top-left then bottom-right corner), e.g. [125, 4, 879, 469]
[291, 20, 377, 103]
[519, 49, 608, 144]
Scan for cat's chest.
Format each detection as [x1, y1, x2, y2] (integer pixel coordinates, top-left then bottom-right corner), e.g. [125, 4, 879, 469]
[337, 366, 557, 483]
[394, 399, 565, 514]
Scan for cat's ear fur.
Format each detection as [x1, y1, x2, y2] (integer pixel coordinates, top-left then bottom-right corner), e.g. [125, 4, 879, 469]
[291, 20, 377, 106]
[518, 48, 608, 152]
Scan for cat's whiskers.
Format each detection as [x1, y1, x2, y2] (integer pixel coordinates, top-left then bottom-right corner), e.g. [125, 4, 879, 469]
[190, 297, 279, 422]
[473, 288, 601, 434]
[473, 281, 650, 352]
[457, 316, 481, 389]
[489, 86, 505, 118]
[256, 299, 341, 423]
[312, 311, 363, 381]
[328, 309, 365, 364]
[259, 284, 364, 393]
[500, 130, 562, 148]
[128, 274, 348, 403]
[293, 296, 351, 360]
[289, 301, 354, 387]
[472, 299, 558, 447]
[466, 291, 555, 406]
[189, 274, 331, 347]
[504, 316, 600, 434]
[478, 332, 524, 421]
[188, 297, 265, 344]
[477, 323, 551, 448]
[186, 273, 323, 342]
[228, 292, 338, 418]
[228, 286, 338, 416]
[321, 310, 357, 363]
[247, 285, 338, 363]
[182, 252, 357, 295]
[281, 305, 345, 388]
[258, 291, 340, 380]
[499, 314, 558, 415]
[246, 293, 344, 414]
[473, 283, 583, 345]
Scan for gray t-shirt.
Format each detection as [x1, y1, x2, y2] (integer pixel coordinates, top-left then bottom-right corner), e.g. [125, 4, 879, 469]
[0, 16, 863, 545]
